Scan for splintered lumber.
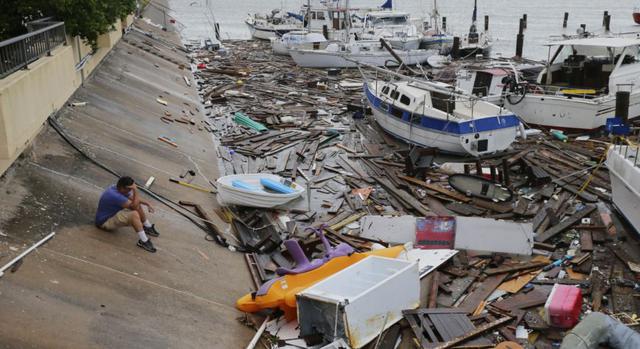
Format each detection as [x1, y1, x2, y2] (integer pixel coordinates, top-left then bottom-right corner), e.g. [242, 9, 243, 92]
[329, 212, 367, 231]
[492, 287, 550, 312]
[535, 205, 597, 242]
[459, 273, 508, 314]
[432, 316, 512, 349]
[376, 177, 431, 216]
[399, 175, 471, 203]
[178, 201, 225, 245]
[484, 262, 548, 276]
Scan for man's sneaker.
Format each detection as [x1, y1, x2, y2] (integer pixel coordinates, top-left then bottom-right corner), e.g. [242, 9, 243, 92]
[144, 224, 160, 237]
[137, 239, 157, 253]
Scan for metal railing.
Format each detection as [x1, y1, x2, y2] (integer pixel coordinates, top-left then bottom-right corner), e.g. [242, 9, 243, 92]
[611, 143, 640, 168]
[0, 18, 66, 79]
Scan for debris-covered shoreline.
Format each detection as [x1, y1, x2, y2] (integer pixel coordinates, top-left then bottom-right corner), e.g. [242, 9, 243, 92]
[190, 40, 640, 348]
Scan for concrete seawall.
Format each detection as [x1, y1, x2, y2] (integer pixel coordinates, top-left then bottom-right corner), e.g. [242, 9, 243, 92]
[0, 11, 253, 348]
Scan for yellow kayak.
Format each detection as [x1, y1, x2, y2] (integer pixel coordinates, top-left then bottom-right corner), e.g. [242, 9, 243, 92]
[236, 245, 406, 320]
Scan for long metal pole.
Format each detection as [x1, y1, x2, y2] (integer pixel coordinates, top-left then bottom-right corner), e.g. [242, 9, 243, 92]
[0, 232, 56, 278]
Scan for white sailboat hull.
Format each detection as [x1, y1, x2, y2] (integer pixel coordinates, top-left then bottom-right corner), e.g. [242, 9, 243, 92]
[506, 92, 640, 130]
[290, 48, 436, 68]
[364, 83, 519, 157]
[370, 107, 517, 156]
[607, 145, 640, 234]
[245, 20, 300, 40]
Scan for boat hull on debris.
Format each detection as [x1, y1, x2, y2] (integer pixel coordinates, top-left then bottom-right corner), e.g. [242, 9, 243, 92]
[245, 18, 301, 40]
[290, 46, 436, 68]
[507, 92, 640, 130]
[217, 174, 305, 208]
[364, 81, 520, 156]
[270, 31, 328, 55]
[505, 37, 640, 130]
[607, 144, 640, 233]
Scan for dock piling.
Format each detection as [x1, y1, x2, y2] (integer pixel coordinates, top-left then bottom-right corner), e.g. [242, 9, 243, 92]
[452, 36, 460, 59]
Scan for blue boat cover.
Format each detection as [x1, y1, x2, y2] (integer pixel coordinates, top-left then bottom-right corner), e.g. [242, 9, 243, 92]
[260, 178, 295, 194]
[232, 180, 261, 192]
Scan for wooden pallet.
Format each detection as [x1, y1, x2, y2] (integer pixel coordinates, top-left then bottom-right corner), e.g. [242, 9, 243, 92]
[402, 309, 492, 348]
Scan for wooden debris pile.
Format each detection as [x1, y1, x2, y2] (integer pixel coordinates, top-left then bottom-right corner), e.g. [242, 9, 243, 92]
[188, 40, 640, 348]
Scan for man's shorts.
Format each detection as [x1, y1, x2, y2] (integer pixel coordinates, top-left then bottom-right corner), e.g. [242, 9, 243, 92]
[100, 209, 134, 230]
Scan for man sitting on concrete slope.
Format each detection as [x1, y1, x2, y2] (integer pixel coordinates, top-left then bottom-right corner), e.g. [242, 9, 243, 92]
[95, 176, 160, 253]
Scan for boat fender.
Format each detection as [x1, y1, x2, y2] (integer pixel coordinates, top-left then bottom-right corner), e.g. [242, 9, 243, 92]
[260, 178, 295, 194]
[518, 122, 527, 140]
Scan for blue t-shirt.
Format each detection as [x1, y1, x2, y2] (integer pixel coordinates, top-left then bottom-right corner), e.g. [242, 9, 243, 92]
[95, 186, 130, 226]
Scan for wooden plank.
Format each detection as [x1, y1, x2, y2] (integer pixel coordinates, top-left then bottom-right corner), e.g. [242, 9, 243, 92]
[428, 272, 439, 308]
[580, 230, 593, 252]
[497, 270, 541, 293]
[399, 175, 471, 203]
[471, 198, 513, 214]
[445, 202, 486, 216]
[432, 317, 512, 349]
[459, 273, 508, 313]
[484, 262, 548, 276]
[376, 177, 431, 216]
[405, 313, 429, 347]
[535, 205, 597, 242]
[492, 287, 549, 312]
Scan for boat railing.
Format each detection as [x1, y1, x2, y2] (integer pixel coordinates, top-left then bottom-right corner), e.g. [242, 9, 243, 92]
[525, 83, 603, 99]
[611, 143, 640, 168]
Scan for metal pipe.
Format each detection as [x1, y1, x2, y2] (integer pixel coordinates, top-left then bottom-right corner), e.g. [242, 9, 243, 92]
[0, 232, 56, 278]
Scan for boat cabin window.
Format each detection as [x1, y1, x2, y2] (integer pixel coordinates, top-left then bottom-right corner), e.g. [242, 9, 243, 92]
[431, 92, 455, 114]
[410, 113, 421, 124]
[390, 106, 404, 118]
[400, 94, 411, 105]
[390, 90, 400, 100]
[370, 15, 408, 27]
[381, 86, 390, 95]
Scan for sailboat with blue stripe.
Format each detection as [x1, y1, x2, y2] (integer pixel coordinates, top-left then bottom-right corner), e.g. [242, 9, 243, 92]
[364, 79, 521, 157]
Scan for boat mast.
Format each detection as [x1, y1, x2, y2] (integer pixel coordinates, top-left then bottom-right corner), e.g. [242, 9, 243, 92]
[469, 0, 477, 35]
[433, 0, 440, 35]
[306, 0, 311, 30]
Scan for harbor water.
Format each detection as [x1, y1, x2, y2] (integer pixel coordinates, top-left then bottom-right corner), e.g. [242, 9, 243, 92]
[168, 0, 640, 59]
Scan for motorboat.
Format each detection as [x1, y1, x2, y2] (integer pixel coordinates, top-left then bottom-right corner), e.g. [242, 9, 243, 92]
[216, 173, 305, 208]
[363, 76, 521, 156]
[505, 37, 640, 130]
[607, 142, 640, 233]
[289, 40, 437, 68]
[458, 0, 492, 58]
[455, 60, 544, 105]
[270, 30, 328, 55]
[245, 9, 303, 40]
[360, 10, 423, 50]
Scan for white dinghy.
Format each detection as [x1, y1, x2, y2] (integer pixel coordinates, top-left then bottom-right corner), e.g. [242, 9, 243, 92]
[216, 174, 305, 208]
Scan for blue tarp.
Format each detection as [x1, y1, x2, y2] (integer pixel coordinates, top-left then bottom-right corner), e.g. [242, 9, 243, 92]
[287, 12, 304, 22]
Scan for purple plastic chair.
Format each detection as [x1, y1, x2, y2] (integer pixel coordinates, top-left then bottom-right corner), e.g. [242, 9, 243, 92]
[275, 225, 355, 276]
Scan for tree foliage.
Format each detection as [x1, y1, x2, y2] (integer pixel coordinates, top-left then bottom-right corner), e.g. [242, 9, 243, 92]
[0, 0, 136, 48]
